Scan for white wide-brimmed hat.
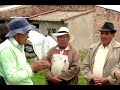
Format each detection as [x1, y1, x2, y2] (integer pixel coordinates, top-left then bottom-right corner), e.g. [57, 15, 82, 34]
[52, 27, 74, 43]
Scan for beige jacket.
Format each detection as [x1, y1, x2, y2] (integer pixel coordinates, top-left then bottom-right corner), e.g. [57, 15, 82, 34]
[45, 44, 80, 85]
[81, 40, 120, 85]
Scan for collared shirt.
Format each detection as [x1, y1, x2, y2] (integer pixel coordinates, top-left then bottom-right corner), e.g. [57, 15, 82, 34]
[0, 37, 33, 85]
[93, 41, 112, 78]
[51, 45, 70, 75]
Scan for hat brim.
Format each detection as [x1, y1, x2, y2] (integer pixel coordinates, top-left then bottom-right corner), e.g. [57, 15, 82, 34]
[99, 29, 116, 33]
[52, 33, 74, 43]
[5, 24, 36, 37]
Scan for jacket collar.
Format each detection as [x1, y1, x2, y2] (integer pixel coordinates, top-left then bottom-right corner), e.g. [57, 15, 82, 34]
[90, 39, 120, 50]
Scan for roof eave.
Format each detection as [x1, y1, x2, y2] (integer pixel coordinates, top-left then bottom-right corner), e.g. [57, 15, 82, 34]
[64, 10, 95, 21]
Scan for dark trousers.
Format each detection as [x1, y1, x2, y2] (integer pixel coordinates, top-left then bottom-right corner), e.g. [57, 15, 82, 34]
[0, 76, 6, 85]
[47, 80, 68, 85]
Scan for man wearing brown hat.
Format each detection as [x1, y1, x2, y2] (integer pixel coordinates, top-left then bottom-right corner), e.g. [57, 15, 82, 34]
[0, 18, 50, 85]
[81, 22, 120, 85]
[45, 27, 80, 85]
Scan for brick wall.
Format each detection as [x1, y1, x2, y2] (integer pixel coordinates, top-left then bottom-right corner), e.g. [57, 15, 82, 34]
[94, 6, 120, 43]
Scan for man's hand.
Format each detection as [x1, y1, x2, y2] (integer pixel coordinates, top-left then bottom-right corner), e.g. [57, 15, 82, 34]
[91, 76, 98, 84]
[50, 75, 62, 85]
[94, 77, 109, 85]
[115, 70, 120, 80]
[91, 76, 109, 85]
[31, 60, 51, 72]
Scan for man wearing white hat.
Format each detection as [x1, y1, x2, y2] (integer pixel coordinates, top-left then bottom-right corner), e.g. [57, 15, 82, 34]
[45, 27, 80, 85]
[0, 18, 50, 85]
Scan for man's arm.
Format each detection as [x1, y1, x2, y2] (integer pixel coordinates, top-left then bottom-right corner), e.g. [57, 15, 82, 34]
[44, 48, 54, 80]
[110, 63, 120, 84]
[80, 49, 94, 83]
[0, 48, 33, 84]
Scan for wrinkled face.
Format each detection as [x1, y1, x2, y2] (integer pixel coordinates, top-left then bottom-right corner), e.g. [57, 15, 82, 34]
[100, 31, 115, 47]
[57, 34, 70, 49]
[15, 31, 29, 45]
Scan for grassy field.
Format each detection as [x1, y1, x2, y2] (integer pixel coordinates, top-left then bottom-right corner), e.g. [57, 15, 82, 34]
[29, 49, 88, 85]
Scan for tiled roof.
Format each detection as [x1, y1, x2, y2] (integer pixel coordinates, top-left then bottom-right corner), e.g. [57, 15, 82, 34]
[29, 10, 95, 21]
[0, 5, 31, 20]
[0, 5, 9, 8]
[0, 5, 23, 12]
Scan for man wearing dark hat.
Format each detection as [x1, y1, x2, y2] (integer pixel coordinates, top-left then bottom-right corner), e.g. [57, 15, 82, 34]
[45, 27, 80, 85]
[0, 18, 50, 85]
[81, 22, 120, 85]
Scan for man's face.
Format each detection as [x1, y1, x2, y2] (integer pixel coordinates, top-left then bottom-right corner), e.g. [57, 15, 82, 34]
[100, 31, 115, 47]
[57, 34, 70, 49]
[15, 31, 29, 45]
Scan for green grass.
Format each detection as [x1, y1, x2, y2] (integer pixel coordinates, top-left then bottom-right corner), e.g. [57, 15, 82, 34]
[79, 73, 87, 85]
[32, 71, 46, 85]
[29, 49, 88, 85]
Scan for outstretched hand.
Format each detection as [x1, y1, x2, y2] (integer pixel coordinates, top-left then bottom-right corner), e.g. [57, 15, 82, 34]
[31, 60, 51, 72]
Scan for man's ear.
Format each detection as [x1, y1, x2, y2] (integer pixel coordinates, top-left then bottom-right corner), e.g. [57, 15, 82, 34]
[113, 33, 115, 37]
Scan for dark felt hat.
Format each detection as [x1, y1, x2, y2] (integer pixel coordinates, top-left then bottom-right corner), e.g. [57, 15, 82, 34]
[99, 22, 116, 33]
